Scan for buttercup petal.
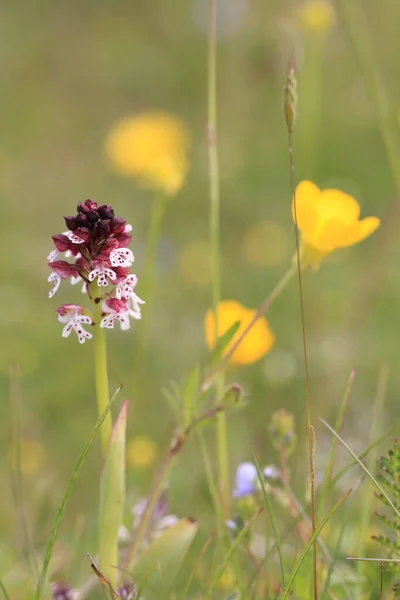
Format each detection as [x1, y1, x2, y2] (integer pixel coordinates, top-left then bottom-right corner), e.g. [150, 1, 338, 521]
[292, 181, 320, 240]
[336, 216, 380, 248]
[312, 217, 351, 251]
[318, 189, 360, 222]
[205, 300, 275, 366]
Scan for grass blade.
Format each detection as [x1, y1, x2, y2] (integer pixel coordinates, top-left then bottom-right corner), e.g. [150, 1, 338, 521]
[99, 400, 127, 587]
[253, 453, 286, 589]
[280, 489, 351, 600]
[35, 386, 121, 600]
[320, 418, 400, 520]
[0, 579, 10, 600]
[206, 508, 263, 596]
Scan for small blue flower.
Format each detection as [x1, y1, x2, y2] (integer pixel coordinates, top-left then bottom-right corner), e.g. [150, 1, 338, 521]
[233, 462, 257, 497]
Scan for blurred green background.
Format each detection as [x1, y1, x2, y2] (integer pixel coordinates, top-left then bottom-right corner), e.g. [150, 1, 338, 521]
[1, 0, 400, 589]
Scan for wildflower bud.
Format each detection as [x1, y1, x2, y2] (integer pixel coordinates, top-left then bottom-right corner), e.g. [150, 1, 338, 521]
[283, 51, 298, 133]
[269, 409, 296, 454]
[64, 216, 78, 231]
[98, 204, 115, 220]
[117, 580, 137, 600]
[220, 383, 246, 409]
[51, 583, 78, 600]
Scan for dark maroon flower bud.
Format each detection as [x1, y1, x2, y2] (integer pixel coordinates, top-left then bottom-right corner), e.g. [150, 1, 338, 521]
[77, 201, 90, 215]
[96, 219, 111, 238]
[49, 261, 79, 279]
[64, 216, 78, 231]
[52, 234, 74, 253]
[98, 204, 115, 220]
[87, 210, 100, 223]
[75, 212, 89, 227]
[110, 217, 126, 234]
[84, 199, 98, 211]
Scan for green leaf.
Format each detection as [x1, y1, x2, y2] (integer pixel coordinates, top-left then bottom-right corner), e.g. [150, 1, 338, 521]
[131, 518, 199, 600]
[280, 489, 351, 600]
[211, 321, 241, 364]
[99, 401, 127, 588]
[183, 364, 200, 426]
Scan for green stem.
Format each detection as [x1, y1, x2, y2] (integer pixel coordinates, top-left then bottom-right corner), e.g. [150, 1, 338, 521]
[335, 0, 400, 195]
[92, 298, 112, 454]
[134, 191, 166, 364]
[207, 0, 228, 513]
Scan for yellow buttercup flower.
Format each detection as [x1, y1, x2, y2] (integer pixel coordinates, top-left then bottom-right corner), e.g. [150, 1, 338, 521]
[293, 180, 380, 269]
[204, 300, 275, 366]
[127, 436, 157, 470]
[105, 112, 189, 196]
[298, 0, 335, 34]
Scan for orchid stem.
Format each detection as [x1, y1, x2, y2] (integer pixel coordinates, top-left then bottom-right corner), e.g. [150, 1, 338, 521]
[92, 296, 112, 454]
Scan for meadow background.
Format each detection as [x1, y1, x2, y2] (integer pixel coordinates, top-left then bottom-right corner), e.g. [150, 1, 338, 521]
[1, 0, 400, 595]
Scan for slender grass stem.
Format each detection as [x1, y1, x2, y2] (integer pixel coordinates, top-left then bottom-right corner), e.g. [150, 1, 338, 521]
[92, 297, 112, 454]
[207, 0, 229, 514]
[287, 101, 317, 600]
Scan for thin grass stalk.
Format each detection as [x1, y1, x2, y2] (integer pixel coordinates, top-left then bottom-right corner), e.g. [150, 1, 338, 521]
[195, 429, 244, 588]
[0, 581, 10, 600]
[320, 418, 400, 520]
[280, 489, 352, 600]
[35, 388, 120, 600]
[253, 454, 286, 589]
[354, 365, 389, 596]
[206, 508, 263, 596]
[207, 0, 229, 515]
[319, 369, 355, 516]
[285, 52, 317, 600]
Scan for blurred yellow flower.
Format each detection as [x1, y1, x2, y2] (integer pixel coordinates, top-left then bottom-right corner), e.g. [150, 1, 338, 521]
[216, 565, 235, 590]
[105, 112, 189, 196]
[8, 438, 46, 476]
[205, 300, 275, 366]
[127, 436, 157, 470]
[179, 239, 212, 287]
[241, 221, 290, 267]
[298, 0, 335, 33]
[293, 180, 380, 269]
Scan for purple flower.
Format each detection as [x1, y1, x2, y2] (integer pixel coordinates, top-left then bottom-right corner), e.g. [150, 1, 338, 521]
[233, 462, 258, 498]
[51, 583, 78, 600]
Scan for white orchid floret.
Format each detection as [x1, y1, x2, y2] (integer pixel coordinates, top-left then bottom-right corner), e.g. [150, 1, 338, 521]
[100, 298, 141, 331]
[110, 247, 134, 268]
[56, 304, 93, 344]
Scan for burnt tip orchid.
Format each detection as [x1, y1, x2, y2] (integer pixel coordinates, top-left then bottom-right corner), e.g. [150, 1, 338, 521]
[48, 199, 144, 343]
